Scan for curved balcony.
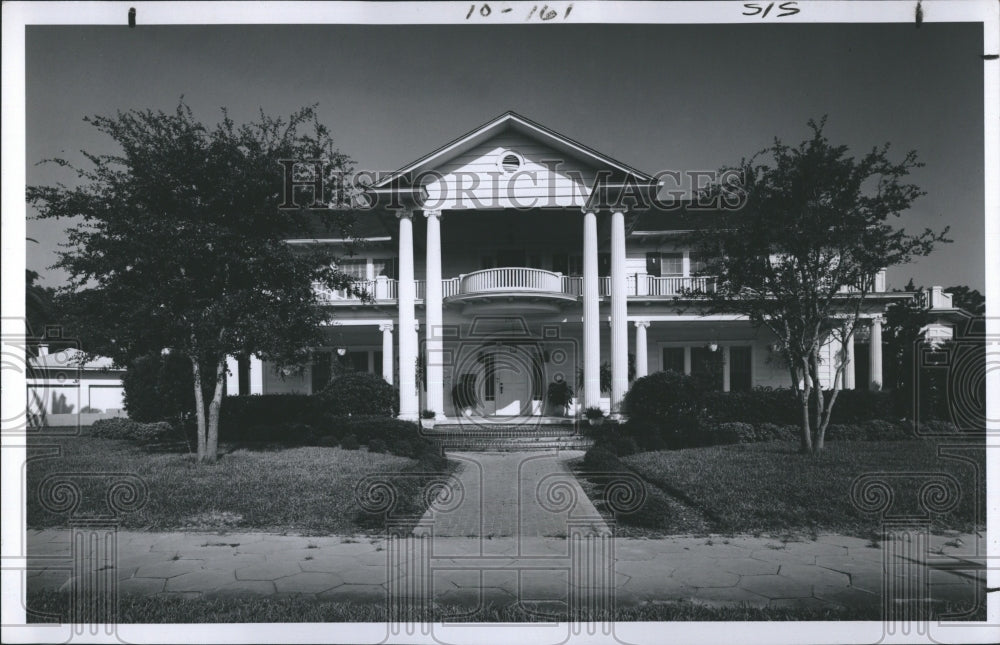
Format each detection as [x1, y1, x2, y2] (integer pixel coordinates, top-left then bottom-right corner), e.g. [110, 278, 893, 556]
[446, 267, 577, 310]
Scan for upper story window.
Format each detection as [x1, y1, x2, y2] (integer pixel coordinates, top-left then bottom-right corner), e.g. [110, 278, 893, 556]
[646, 252, 683, 277]
[337, 259, 367, 280]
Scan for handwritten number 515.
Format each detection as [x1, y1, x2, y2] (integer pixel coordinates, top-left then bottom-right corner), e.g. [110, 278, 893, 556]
[743, 2, 800, 18]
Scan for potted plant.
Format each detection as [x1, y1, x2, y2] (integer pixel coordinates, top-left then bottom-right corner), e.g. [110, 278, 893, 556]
[546, 380, 574, 417]
[451, 380, 475, 417]
[584, 406, 606, 426]
[421, 409, 437, 429]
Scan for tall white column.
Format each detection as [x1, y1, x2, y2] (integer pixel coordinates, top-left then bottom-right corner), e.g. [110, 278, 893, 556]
[843, 330, 856, 390]
[380, 322, 394, 385]
[225, 355, 240, 395]
[610, 208, 628, 414]
[722, 345, 731, 392]
[249, 355, 263, 395]
[424, 210, 445, 419]
[634, 321, 649, 379]
[869, 317, 883, 390]
[397, 211, 419, 420]
[582, 209, 601, 410]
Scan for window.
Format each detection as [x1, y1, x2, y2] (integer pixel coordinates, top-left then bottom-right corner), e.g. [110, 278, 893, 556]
[373, 257, 397, 280]
[552, 253, 568, 275]
[337, 259, 367, 280]
[662, 347, 685, 374]
[661, 253, 683, 277]
[729, 346, 752, 392]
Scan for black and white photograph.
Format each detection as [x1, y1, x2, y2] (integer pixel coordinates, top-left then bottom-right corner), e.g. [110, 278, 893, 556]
[2, 1, 996, 643]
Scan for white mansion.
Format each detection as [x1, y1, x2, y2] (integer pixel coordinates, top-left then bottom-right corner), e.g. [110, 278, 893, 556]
[224, 112, 961, 421]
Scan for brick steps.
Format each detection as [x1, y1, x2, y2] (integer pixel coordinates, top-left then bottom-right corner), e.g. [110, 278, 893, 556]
[435, 435, 593, 452]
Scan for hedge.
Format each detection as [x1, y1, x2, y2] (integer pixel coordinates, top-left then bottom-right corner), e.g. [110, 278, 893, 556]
[90, 418, 178, 443]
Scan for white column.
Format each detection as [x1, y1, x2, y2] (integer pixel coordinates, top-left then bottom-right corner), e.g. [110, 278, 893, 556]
[869, 317, 883, 390]
[249, 355, 263, 395]
[225, 356, 240, 395]
[423, 210, 445, 419]
[582, 209, 601, 409]
[380, 322, 394, 385]
[397, 211, 419, 420]
[722, 346, 731, 392]
[610, 208, 628, 414]
[843, 331, 856, 390]
[634, 321, 649, 379]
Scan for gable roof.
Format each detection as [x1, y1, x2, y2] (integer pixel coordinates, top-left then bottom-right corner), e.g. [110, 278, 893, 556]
[374, 111, 654, 188]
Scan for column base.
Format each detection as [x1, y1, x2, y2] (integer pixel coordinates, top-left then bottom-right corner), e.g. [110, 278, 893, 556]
[398, 412, 419, 422]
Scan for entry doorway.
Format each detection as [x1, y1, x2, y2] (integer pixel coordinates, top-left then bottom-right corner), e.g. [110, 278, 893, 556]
[468, 344, 541, 417]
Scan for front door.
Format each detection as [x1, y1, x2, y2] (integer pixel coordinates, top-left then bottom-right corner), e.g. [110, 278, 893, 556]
[477, 345, 532, 416]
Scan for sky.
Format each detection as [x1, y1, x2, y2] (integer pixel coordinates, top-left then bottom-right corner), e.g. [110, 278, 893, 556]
[25, 22, 985, 291]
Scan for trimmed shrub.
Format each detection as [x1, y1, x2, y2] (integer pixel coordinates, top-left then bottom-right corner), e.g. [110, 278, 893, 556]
[316, 372, 398, 417]
[582, 447, 620, 472]
[825, 424, 867, 441]
[754, 422, 784, 441]
[775, 424, 801, 441]
[623, 371, 709, 431]
[90, 418, 175, 443]
[339, 433, 360, 450]
[862, 419, 910, 441]
[367, 438, 388, 454]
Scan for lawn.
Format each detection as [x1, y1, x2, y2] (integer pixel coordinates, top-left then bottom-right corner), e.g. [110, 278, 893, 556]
[27, 590, 903, 623]
[596, 440, 984, 537]
[26, 433, 451, 535]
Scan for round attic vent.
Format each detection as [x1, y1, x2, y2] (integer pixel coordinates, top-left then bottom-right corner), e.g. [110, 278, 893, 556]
[499, 152, 522, 174]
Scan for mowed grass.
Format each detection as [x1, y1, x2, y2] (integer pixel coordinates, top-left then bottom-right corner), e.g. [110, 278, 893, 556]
[27, 433, 446, 534]
[622, 440, 985, 536]
[27, 590, 909, 623]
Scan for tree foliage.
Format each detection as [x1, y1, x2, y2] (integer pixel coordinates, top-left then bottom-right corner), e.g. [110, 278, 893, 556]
[28, 102, 358, 461]
[686, 118, 949, 453]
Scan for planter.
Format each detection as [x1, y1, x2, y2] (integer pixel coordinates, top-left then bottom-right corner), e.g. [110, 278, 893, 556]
[422, 419, 436, 430]
[588, 417, 604, 427]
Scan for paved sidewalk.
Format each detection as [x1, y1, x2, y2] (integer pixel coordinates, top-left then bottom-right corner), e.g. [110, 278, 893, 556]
[24, 529, 984, 612]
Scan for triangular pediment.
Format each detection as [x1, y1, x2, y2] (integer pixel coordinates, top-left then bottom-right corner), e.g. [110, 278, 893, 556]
[375, 112, 652, 210]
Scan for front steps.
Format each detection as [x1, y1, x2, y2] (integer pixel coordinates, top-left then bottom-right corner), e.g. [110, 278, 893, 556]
[422, 421, 593, 452]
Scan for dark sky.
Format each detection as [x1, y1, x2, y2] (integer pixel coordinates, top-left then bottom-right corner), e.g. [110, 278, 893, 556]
[25, 22, 985, 290]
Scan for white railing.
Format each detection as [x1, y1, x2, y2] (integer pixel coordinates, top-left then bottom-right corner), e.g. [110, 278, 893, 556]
[459, 267, 563, 295]
[920, 286, 953, 310]
[314, 277, 397, 303]
[315, 272, 721, 303]
[644, 275, 716, 296]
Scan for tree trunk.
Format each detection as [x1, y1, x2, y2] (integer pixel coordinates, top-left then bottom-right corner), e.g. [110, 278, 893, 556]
[205, 358, 226, 461]
[191, 357, 207, 460]
[809, 352, 824, 454]
[792, 361, 813, 454]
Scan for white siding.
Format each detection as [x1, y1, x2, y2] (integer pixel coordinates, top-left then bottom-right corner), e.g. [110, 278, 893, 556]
[423, 132, 598, 210]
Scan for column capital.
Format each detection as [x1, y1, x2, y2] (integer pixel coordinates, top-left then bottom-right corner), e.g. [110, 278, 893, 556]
[423, 209, 443, 219]
[611, 204, 630, 215]
[580, 205, 598, 216]
[870, 315, 884, 325]
[633, 319, 650, 329]
[378, 322, 394, 333]
[395, 208, 414, 220]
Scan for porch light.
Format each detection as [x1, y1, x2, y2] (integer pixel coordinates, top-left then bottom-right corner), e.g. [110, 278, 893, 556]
[336, 347, 347, 357]
[707, 342, 719, 352]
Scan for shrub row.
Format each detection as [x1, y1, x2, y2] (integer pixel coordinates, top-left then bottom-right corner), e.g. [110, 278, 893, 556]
[90, 418, 178, 443]
[591, 418, 960, 457]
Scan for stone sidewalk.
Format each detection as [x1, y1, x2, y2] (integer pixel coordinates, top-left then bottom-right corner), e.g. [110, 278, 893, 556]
[24, 528, 985, 612]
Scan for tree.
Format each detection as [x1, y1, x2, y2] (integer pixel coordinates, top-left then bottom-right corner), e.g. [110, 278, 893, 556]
[29, 103, 358, 461]
[686, 118, 949, 454]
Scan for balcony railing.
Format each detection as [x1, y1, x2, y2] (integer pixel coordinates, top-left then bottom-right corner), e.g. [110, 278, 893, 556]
[315, 271, 929, 303]
[460, 267, 564, 295]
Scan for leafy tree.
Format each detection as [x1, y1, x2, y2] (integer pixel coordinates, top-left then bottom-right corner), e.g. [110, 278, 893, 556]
[29, 103, 358, 461]
[686, 118, 948, 454]
[944, 285, 985, 316]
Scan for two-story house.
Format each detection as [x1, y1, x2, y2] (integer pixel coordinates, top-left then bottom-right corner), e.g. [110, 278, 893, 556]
[225, 112, 925, 421]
